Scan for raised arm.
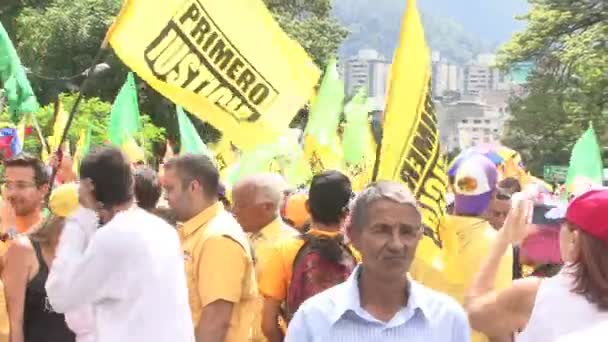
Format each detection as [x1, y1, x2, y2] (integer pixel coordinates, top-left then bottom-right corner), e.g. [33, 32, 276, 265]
[465, 198, 539, 336]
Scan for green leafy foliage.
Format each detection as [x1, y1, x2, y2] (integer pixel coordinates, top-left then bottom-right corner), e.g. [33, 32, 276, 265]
[0, 93, 165, 160]
[264, 0, 348, 67]
[499, 0, 607, 175]
[6, 0, 347, 151]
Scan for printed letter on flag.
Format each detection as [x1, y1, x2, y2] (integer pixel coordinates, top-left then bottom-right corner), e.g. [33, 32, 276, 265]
[375, 0, 447, 249]
[107, 0, 320, 150]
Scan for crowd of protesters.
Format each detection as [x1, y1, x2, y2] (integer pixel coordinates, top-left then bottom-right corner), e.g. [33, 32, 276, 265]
[0, 146, 604, 342]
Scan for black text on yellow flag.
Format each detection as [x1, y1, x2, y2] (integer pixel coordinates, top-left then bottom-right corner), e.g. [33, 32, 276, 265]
[106, 0, 320, 150]
[374, 0, 447, 247]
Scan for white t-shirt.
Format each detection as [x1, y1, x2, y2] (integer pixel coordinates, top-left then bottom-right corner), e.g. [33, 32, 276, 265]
[47, 206, 194, 342]
[517, 268, 608, 342]
[556, 321, 608, 342]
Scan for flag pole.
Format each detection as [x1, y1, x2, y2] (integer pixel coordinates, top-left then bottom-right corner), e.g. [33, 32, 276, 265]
[371, 135, 383, 181]
[47, 40, 109, 192]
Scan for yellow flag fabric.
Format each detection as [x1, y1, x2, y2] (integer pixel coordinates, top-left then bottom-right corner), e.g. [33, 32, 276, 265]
[349, 123, 377, 192]
[42, 101, 69, 163]
[411, 216, 513, 342]
[212, 138, 238, 180]
[107, 0, 320, 150]
[16, 114, 27, 147]
[375, 0, 447, 250]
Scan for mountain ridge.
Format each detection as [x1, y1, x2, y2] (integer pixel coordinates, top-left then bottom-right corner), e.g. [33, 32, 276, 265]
[333, 0, 528, 63]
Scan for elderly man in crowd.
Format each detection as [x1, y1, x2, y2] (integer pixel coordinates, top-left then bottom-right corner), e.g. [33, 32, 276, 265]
[232, 173, 298, 341]
[285, 181, 470, 341]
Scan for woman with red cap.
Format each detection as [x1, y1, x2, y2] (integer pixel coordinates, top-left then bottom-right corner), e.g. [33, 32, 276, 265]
[465, 189, 608, 341]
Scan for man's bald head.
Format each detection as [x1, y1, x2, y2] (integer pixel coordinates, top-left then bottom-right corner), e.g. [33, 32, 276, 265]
[234, 173, 287, 211]
[232, 173, 288, 233]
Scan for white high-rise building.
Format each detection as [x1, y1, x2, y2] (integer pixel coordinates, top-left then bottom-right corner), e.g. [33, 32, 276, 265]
[431, 51, 464, 98]
[343, 49, 391, 110]
[463, 54, 513, 96]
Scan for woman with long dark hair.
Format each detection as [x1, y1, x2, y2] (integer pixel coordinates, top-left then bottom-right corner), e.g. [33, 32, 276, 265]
[465, 189, 608, 341]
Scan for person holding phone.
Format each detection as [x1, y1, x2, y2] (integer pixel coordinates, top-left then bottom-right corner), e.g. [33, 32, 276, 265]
[45, 147, 194, 342]
[465, 189, 608, 341]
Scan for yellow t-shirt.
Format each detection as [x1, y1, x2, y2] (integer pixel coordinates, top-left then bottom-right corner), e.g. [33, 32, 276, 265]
[258, 228, 361, 302]
[248, 218, 298, 342]
[411, 215, 513, 342]
[179, 202, 258, 342]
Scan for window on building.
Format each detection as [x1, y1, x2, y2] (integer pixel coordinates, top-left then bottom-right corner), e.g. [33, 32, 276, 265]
[462, 119, 468, 123]
[472, 128, 479, 132]
[484, 119, 490, 124]
[473, 120, 482, 124]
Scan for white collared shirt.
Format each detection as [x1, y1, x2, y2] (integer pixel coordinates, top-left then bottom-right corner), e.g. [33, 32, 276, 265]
[285, 265, 470, 342]
[46, 206, 194, 342]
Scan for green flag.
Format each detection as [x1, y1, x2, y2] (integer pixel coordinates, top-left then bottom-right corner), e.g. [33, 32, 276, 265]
[109, 72, 141, 146]
[176, 105, 210, 155]
[565, 123, 604, 196]
[342, 87, 370, 166]
[303, 58, 345, 172]
[0, 23, 39, 123]
[305, 58, 344, 145]
[226, 130, 311, 188]
[108, 72, 144, 162]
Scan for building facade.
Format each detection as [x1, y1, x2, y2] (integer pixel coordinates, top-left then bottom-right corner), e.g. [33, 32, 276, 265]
[342, 49, 391, 111]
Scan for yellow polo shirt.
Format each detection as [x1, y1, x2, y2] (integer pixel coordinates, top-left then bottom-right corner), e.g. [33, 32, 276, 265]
[179, 202, 258, 342]
[248, 218, 298, 341]
[250, 218, 299, 280]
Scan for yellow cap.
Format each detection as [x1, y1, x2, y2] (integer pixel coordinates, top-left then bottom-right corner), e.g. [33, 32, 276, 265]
[49, 183, 79, 217]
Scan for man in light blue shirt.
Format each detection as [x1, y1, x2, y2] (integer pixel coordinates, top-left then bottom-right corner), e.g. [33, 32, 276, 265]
[285, 181, 470, 342]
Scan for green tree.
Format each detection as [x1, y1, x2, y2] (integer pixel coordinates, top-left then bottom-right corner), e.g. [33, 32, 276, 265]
[0, 93, 165, 161]
[499, 0, 608, 175]
[9, 0, 347, 149]
[264, 0, 348, 67]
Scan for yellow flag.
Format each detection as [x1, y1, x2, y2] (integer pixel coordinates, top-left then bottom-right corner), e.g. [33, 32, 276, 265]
[375, 0, 447, 262]
[212, 138, 238, 180]
[16, 114, 27, 147]
[107, 0, 320, 150]
[349, 124, 377, 192]
[42, 101, 69, 163]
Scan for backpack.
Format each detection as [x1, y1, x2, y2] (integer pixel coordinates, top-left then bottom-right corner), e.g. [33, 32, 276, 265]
[285, 233, 357, 322]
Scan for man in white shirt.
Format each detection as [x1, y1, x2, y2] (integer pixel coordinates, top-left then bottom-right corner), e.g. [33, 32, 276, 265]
[46, 147, 194, 342]
[285, 181, 470, 342]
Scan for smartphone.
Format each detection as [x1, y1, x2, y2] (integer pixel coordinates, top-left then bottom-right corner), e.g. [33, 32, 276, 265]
[531, 204, 561, 225]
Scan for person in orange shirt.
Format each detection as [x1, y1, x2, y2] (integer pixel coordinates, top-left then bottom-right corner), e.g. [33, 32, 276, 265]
[259, 170, 358, 342]
[232, 173, 298, 342]
[1, 154, 49, 235]
[163, 154, 257, 342]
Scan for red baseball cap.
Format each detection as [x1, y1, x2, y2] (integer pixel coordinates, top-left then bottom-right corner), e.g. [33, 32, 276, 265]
[565, 189, 608, 244]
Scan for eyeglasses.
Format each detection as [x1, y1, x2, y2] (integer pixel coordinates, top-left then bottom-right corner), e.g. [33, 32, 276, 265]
[0, 181, 38, 192]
